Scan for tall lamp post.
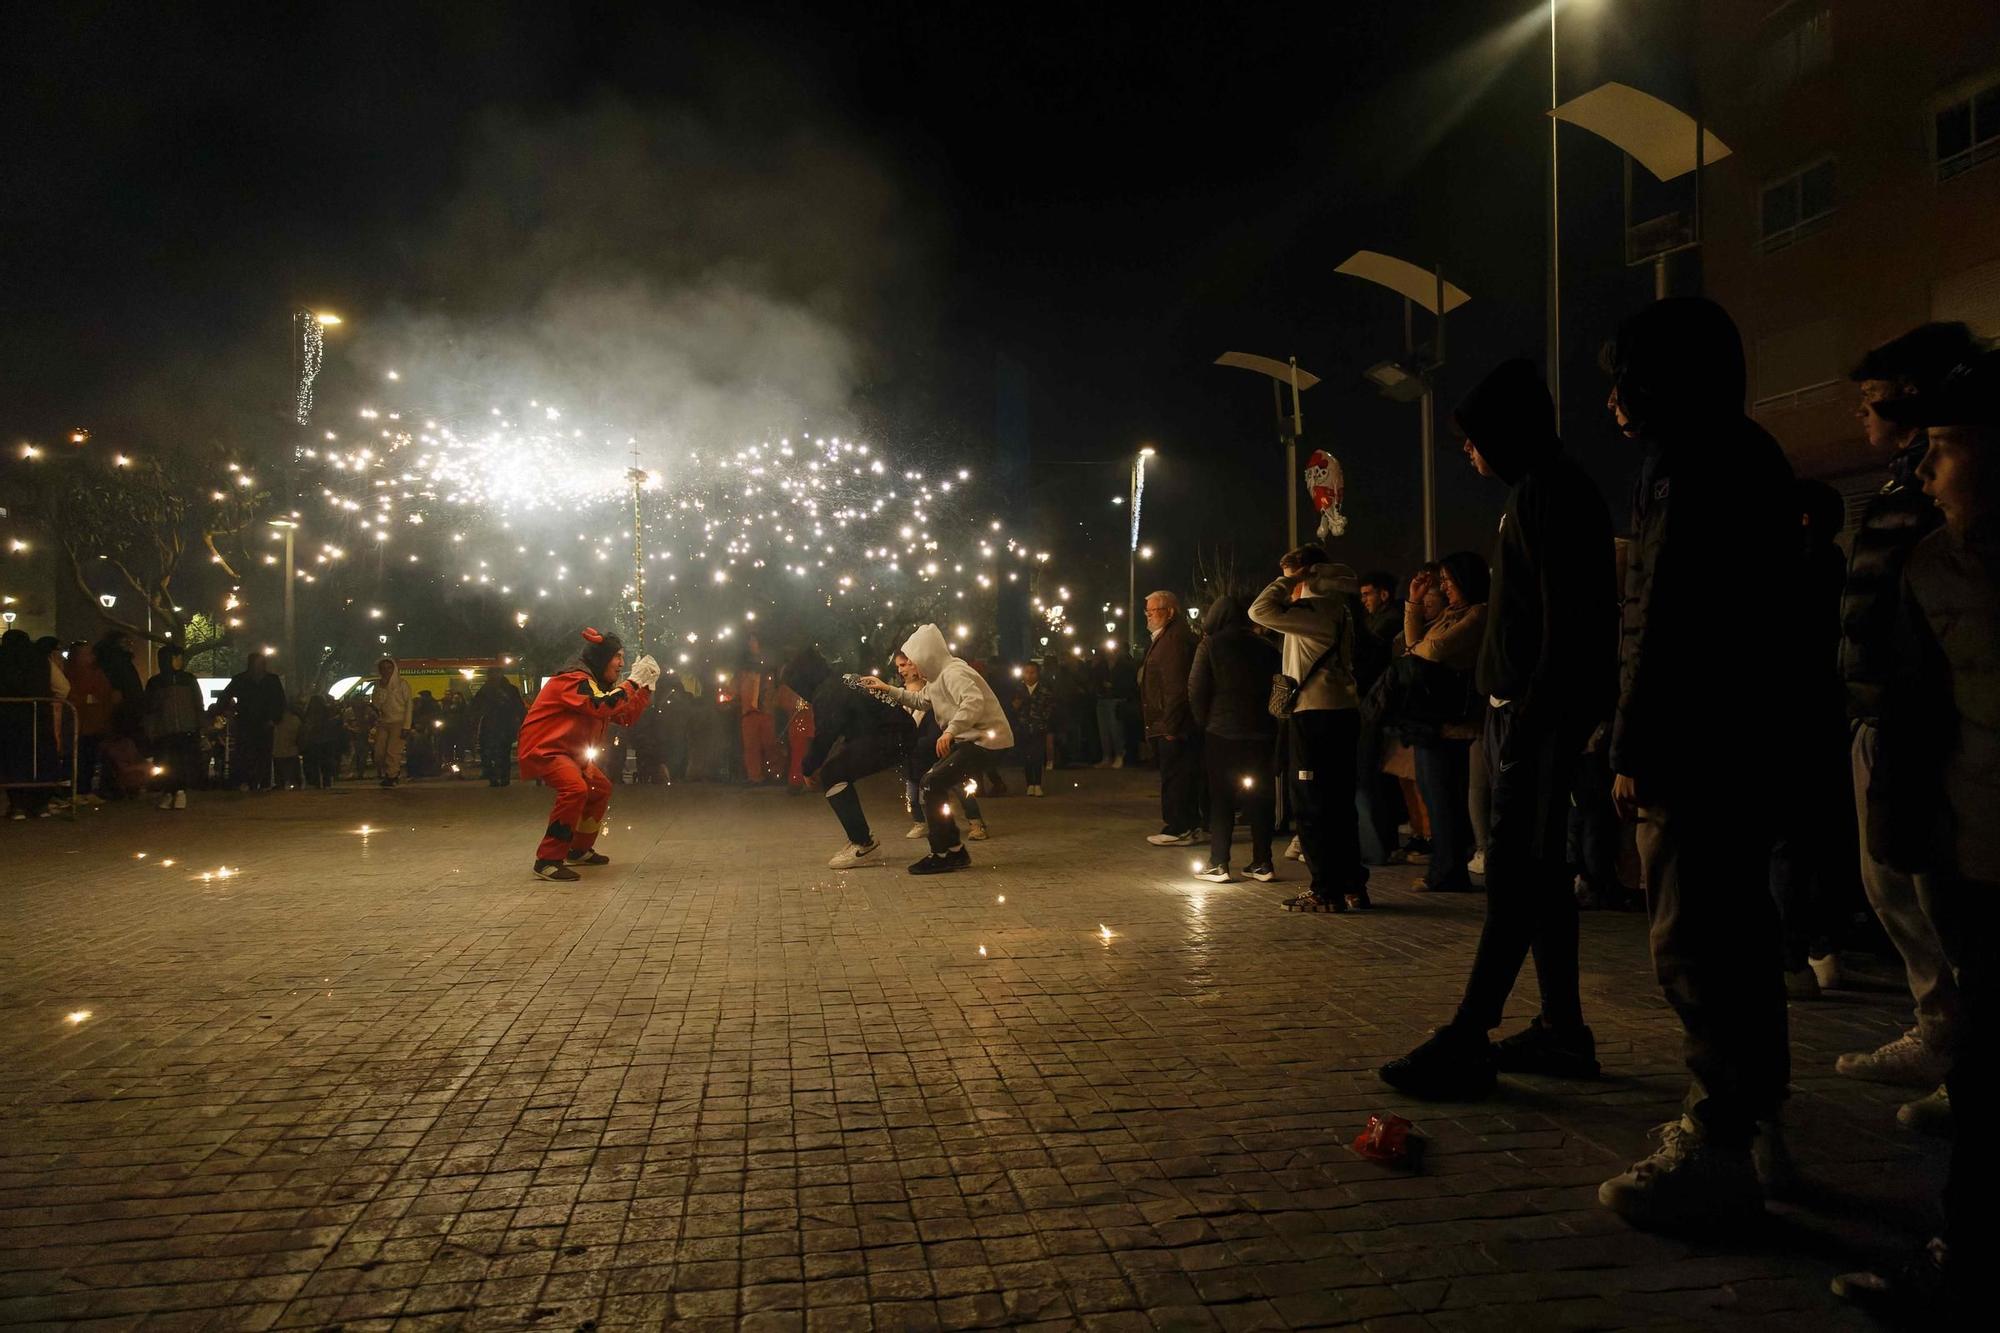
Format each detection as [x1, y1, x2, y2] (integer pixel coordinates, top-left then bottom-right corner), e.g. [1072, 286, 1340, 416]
[1126, 446, 1154, 651]
[1334, 251, 1472, 563]
[1213, 353, 1321, 549]
[267, 519, 298, 689]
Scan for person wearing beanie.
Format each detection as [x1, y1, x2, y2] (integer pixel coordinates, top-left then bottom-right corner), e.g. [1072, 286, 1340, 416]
[1379, 357, 1615, 1100]
[782, 646, 917, 869]
[516, 628, 659, 881]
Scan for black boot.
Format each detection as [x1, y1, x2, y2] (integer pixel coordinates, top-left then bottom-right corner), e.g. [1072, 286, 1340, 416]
[1379, 1024, 1497, 1098]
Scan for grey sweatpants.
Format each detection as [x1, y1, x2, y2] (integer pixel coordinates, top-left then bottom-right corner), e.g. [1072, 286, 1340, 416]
[1853, 722, 1960, 1055]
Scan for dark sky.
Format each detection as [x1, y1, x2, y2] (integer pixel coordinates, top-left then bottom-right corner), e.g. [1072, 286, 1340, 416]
[2, 0, 1696, 602]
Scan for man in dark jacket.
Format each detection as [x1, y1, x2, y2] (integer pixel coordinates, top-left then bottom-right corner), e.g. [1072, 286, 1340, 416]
[1593, 299, 1803, 1233]
[1831, 322, 1980, 1123]
[784, 647, 916, 869]
[1139, 590, 1200, 844]
[472, 671, 527, 786]
[1188, 594, 1280, 881]
[220, 652, 286, 791]
[1380, 357, 1615, 1099]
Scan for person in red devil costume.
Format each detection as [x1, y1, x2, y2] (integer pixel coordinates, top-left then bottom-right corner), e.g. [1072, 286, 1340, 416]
[517, 628, 659, 881]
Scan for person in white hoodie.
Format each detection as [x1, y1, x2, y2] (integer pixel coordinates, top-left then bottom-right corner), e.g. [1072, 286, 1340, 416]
[370, 657, 415, 788]
[858, 624, 1014, 874]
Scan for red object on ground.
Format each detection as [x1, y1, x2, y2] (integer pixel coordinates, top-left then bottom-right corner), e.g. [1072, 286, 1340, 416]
[1352, 1113, 1420, 1164]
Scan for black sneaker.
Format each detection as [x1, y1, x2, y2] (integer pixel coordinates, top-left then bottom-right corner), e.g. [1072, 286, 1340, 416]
[910, 847, 970, 875]
[1491, 1018, 1600, 1078]
[534, 859, 580, 882]
[566, 850, 610, 866]
[1378, 1025, 1497, 1098]
[1244, 861, 1277, 882]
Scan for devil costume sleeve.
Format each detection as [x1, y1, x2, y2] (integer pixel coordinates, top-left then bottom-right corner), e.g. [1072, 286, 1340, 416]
[517, 671, 653, 780]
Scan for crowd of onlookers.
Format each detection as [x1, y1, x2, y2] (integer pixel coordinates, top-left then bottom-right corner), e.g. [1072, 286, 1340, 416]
[1111, 304, 1995, 1320]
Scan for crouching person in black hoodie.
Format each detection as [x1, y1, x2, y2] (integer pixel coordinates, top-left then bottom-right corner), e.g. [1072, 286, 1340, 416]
[783, 647, 916, 870]
[1380, 358, 1616, 1099]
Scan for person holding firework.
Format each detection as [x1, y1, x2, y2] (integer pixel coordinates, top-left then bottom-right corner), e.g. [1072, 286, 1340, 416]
[517, 627, 659, 881]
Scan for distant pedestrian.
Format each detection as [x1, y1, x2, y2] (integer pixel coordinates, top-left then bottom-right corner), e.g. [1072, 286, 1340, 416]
[1187, 594, 1280, 883]
[472, 669, 526, 785]
[369, 657, 413, 787]
[219, 652, 286, 791]
[1007, 661, 1056, 796]
[1139, 590, 1200, 846]
[143, 646, 203, 809]
[271, 701, 304, 789]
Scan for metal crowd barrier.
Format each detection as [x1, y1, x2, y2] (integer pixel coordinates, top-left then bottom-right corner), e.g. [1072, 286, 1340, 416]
[0, 697, 80, 820]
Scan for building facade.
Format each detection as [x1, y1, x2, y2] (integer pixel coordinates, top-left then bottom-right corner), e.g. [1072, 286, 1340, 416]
[1695, 0, 2000, 495]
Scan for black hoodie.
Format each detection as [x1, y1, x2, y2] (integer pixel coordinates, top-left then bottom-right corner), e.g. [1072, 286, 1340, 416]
[1603, 299, 1802, 792]
[1188, 594, 1280, 740]
[1454, 358, 1616, 735]
[782, 649, 914, 778]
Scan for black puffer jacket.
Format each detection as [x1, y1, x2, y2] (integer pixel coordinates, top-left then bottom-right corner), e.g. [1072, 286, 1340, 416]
[1454, 358, 1617, 735]
[1841, 443, 1941, 724]
[1606, 300, 1803, 792]
[784, 650, 914, 777]
[1188, 595, 1280, 740]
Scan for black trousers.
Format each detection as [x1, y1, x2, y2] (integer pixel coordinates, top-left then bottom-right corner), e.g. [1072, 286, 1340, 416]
[919, 742, 1000, 853]
[1637, 797, 1789, 1147]
[481, 735, 513, 784]
[233, 724, 274, 790]
[1289, 709, 1365, 900]
[1946, 883, 1993, 1305]
[1204, 732, 1274, 869]
[1156, 734, 1202, 834]
[817, 736, 903, 847]
[1453, 706, 1585, 1033]
[1020, 729, 1045, 785]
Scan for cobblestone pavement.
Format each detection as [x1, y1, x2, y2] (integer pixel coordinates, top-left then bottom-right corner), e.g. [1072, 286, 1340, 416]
[0, 769, 1942, 1331]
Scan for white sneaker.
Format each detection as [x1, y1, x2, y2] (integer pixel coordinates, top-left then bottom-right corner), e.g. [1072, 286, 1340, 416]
[1809, 952, 1842, 990]
[1146, 830, 1195, 846]
[1897, 1084, 1951, 1136]
[1286, 836, 1303, 861]
[1467, 850, 1486, 876]
[1194, 864, 1233, 883]
[1111, 756, 1125, 769]
[1598, 1116, 1764, 1231]
[157, 794, 175, 810]
[827, 841, 881, 870]
[966, 820, 990, 841]
[1835, 1031, 1948, 1087]
[1027, 784, 1043, 797]
[904, 823, 929, 839]
[174, 790, 187, 810]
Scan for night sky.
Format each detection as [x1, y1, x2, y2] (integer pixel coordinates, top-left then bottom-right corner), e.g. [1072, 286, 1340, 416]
[3, 0, 1697, 613]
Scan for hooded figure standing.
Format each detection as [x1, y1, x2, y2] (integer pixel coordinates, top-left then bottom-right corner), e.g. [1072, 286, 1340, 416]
[1379, 358, 1616, 1099]
[1594, 299, 1804, 1232]
[858, 624, 1013, 875]
[516, 629, 658, 881]
[369, 657, 414, 787]
[783, 647, 917, 869]
[1187, 594, 1280, 882]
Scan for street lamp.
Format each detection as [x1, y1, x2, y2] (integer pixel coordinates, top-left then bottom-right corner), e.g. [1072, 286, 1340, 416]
[1126, 447, 1154, 652]
[1213, 354, 1320, 548]
[268, 518, 299, 690]
[1335, 250, 1472, 563]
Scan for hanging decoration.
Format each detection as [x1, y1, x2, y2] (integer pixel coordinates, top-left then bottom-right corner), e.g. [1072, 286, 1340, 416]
[1305, 449, 1347, 539]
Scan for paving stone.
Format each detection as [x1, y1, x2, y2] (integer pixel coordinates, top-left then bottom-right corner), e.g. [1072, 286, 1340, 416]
[0, 774, 1952, 1330]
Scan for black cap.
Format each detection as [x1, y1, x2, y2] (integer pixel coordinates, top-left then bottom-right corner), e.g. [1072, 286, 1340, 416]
[1878, 350, 2000, 429]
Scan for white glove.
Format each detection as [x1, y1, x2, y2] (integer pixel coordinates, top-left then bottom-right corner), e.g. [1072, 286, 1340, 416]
[627, 654, 661, 689]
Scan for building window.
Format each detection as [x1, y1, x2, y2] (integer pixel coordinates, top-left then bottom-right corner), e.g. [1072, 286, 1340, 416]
[1936, 78, 2000, 182]
[1761, 158, 1835, 253]
[1759, 6, 1831, 97]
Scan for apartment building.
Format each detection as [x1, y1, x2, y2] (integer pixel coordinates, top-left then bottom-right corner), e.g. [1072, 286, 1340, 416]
[1695, 0, 2000, 496]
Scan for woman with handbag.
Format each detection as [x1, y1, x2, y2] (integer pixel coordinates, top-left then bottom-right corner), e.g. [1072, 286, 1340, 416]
[1400, 553, 1489, 893]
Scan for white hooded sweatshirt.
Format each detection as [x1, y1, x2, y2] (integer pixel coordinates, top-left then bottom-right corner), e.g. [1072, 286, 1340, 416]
[882, 624, 1015, 751]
